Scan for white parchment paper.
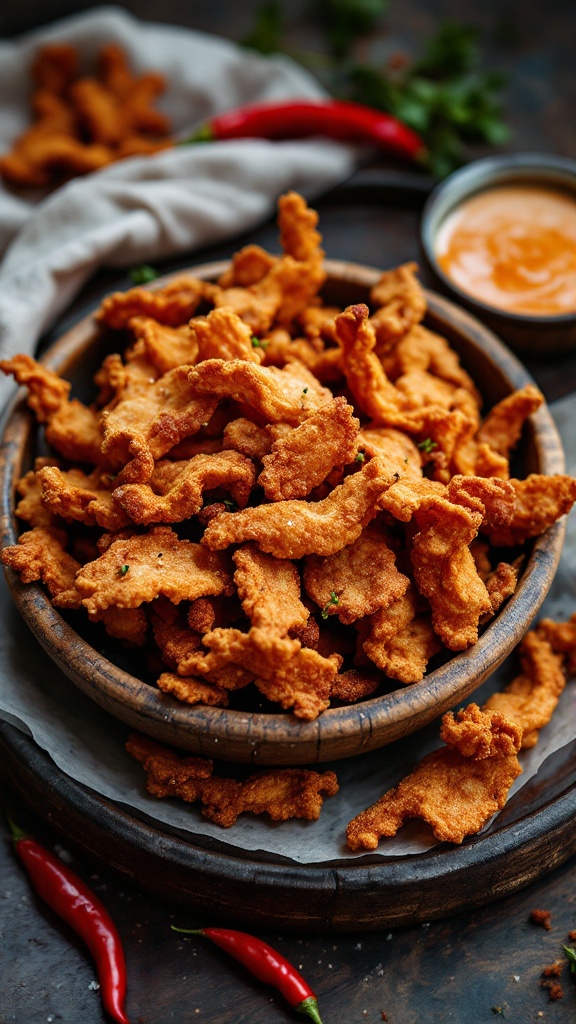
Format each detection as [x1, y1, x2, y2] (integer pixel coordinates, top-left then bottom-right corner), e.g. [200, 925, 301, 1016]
[0, 395, 575, 864]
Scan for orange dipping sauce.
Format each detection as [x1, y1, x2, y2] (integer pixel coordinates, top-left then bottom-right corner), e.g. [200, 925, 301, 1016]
[435, 184, 576, 316]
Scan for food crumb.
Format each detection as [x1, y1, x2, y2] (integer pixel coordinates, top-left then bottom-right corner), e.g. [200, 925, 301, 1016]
[381, 1014, 388, 1021]
[513, 975, 520, 982]
[88, 980, 101, 991]
[569, 930, 576, 941]
[530, 909, 552, 930]
[542, 962, 564, 977]
[541, 979, 563, 1000]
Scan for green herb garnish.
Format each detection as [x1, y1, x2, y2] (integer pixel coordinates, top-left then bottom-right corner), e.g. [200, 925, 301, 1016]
[251, 336, 268, 349]
[223, 499, 237, 510]
[355, 450, 365, 463]
[321, 591, 340, 619]
[130, 265, 158, 285]
[418, 438, 438, 454]
[119, 564, 130, 576]
[564, 946, 576, 973]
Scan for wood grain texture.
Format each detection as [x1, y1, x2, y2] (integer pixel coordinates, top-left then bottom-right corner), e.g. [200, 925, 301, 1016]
[0, 261, 567, 765]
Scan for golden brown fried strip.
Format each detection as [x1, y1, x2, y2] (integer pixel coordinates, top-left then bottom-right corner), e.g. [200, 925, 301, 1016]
[181, 627, 341, 719]
[1, 527, 81, 609]
[89, 606, 148, 646]
[74, 525, 233, 615]
[364, 614, 441, 684]
[15, 460, 61, 528]
[232, 544, 309, 635]
[258, 397, 360, 501]
[192, 307, 262, 363]
[156, 672, 229, 707]
[0, 354, 70, 419]
[151, 598, 203, 669]
[187, 359, 330, 425]
[358, 426, 422, 476]
[126, 732, 339, 826]
[346, 745, 522, 848]
[113, 450, 256, 524]
[330, 668, 381, 702]
[32, 43, 78, 93]
[410, 497, 491, 650]
[486, 474, 576, 547]
[379, 477, 446, 522]
[483, 630, 566, 748]
[101, 365, 218, 483]
[335, 304, 400, 418]
[536, 614, 576, 674]
[97, 277, 208, 329]
[217, 244, 277, 288]
[440, 704, 523, 758]
[38, 465, 130, 530]
[222, 417, 280, 461]
[304, 521, 410, 625]
[127, 317, 199, 375]
[369, 262, 427, 351]
[476, 384, 544, 458]
[202, 457, 396, 559]
[482, 559, 521, 619]
[381, 323, 480, 399]
[446, 474, 515, 530]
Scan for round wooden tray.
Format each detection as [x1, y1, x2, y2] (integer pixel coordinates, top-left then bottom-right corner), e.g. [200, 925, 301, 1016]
[0, 259, 566, 765]
[1, 719, 575, 932]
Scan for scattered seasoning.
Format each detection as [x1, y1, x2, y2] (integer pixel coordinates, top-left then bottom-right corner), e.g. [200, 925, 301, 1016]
[355, 450, 365, 463]
[491, 1007, 507, 1018]
[119, 564, 130, 576]
[6, 816, 131, 1024]
[172, 926, 324, 1023]
[530, 909, 552, 930]
[302, 387, 309, 395]
[251, 336, 268, 349]
[321, 591, 340, 619]
[129, 264, 158, 285]
[157, 552, 163, 558]
[392, 471, 400, 480]
[417, 438, 438, 454]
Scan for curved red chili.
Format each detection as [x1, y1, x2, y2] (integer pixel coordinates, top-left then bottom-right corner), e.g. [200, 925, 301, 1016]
[186, 98, 426, 163]
[173, 925, 324, 1023]
[8, 818, 131, 1024]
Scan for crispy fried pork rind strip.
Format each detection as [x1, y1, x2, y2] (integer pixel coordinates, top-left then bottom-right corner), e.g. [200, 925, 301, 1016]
[38, 465, 131, 530]
[410, 497, 491, 650]
[359, 587, 441, 684]
[258, 397, 360, 501]
[369, 262, 427, 351]
[486, 474, 576, 547]
[15, 460, 61, 528]
[440, 703, 523, 758]
[113, 450, 256, 525]
[192, 307, 262, 363]
[346, 745, 522, 848]
[232, 544, 309, 635]
[0, 354, 70, 419]
[476, 384, 544, 457]
[483, 630, 566, 748]
[156, 672, 229, 707]
[202, 457, 396, 559]
[180, 627, 340, 720]
[89, 606, 148, 646]
[126, 732, 339, 826]
[380, 323, 480, 399]
[97, 277, 208, 329]
[536, 614, 576, 674]
[335, 303, 400, 418]
[101, 365, 218, 483]
[127, 317, 199, 375]
[74, 525, 233, 615]
[304, 521, 410, 625]
[187, 359, 330, 425]
[1, 526, 81, 608]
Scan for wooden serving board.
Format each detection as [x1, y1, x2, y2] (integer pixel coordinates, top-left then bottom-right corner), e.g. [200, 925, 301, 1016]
[1, 718, 575, 933]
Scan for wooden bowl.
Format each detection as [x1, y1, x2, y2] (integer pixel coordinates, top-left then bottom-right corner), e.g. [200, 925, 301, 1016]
[0, 259, 566, 765]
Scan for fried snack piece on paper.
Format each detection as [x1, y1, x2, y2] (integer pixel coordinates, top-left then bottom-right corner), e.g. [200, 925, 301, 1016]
[75, 525, 233, 615]
[258, 397, 360, 501]
[304, 521, 410, 625]
[181, 627, 341, 719]
[192, 307, 262, 363]
[486, 474, 576, 547]
[232, 544, 309, 635]
[187, 359, 330, 426]
[126, 732, 339, 826]
[346, 744, 522, 848]
[1, 526, 81, 609]
[101, 365, 218, 483]
[127, 317, 199, 375]
[440, 703, 523, 759]
[38, 465, 131, 531]
[97, 277, 208, 330]
[410, 497, 491, 651]
[537, 614, 576, 674]
[156, 672, 229, 708]
[202, 457, 396, 559]
[483, 630, 566, 749]
[113, 450, 256, 524]
[476, 384, 544, 458]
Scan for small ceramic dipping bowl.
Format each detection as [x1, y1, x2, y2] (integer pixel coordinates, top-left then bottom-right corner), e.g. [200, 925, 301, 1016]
[420, 152, 576, 355]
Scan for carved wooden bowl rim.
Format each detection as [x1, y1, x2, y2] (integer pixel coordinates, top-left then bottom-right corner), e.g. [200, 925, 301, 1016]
[0, 259, 566, 765]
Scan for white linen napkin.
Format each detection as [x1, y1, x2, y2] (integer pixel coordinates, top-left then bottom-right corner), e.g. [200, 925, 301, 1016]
[0, 5, 356, 407]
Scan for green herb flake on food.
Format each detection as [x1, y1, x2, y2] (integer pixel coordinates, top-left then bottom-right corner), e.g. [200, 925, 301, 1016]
[321, 591, 340, 619]
[418, 438, 438, 454]
[251, 336, 268, 349]
[355, 450, 365, 463]
[119, 564, 130, 576]
[129, 264, 158, 285]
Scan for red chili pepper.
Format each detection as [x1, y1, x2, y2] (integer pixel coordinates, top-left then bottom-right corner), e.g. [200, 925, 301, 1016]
[173, 925, 324, 1023]
[186, 98, 426, 163]
[7, 816, 131, 1024]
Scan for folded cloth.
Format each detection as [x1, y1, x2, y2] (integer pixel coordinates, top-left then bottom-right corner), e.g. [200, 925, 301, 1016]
[0, 5, 356, 407]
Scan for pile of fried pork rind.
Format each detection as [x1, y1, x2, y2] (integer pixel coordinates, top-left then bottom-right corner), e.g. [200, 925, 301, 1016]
[3, 191, 576, 841]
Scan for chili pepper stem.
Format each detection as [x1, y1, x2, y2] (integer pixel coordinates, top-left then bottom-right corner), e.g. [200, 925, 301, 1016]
[4, 810, 27, 843]
[171, 926, 203, 935]
[297, 995, 324, 1024]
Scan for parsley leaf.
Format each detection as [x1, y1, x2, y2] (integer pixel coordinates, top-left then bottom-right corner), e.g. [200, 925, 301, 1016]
[251, 336, 268, 349]
[321, 591, 340, 619]
[119, 564, 130, 576]
[130, 264, 158, 285]
[418, 438, 438, 454]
